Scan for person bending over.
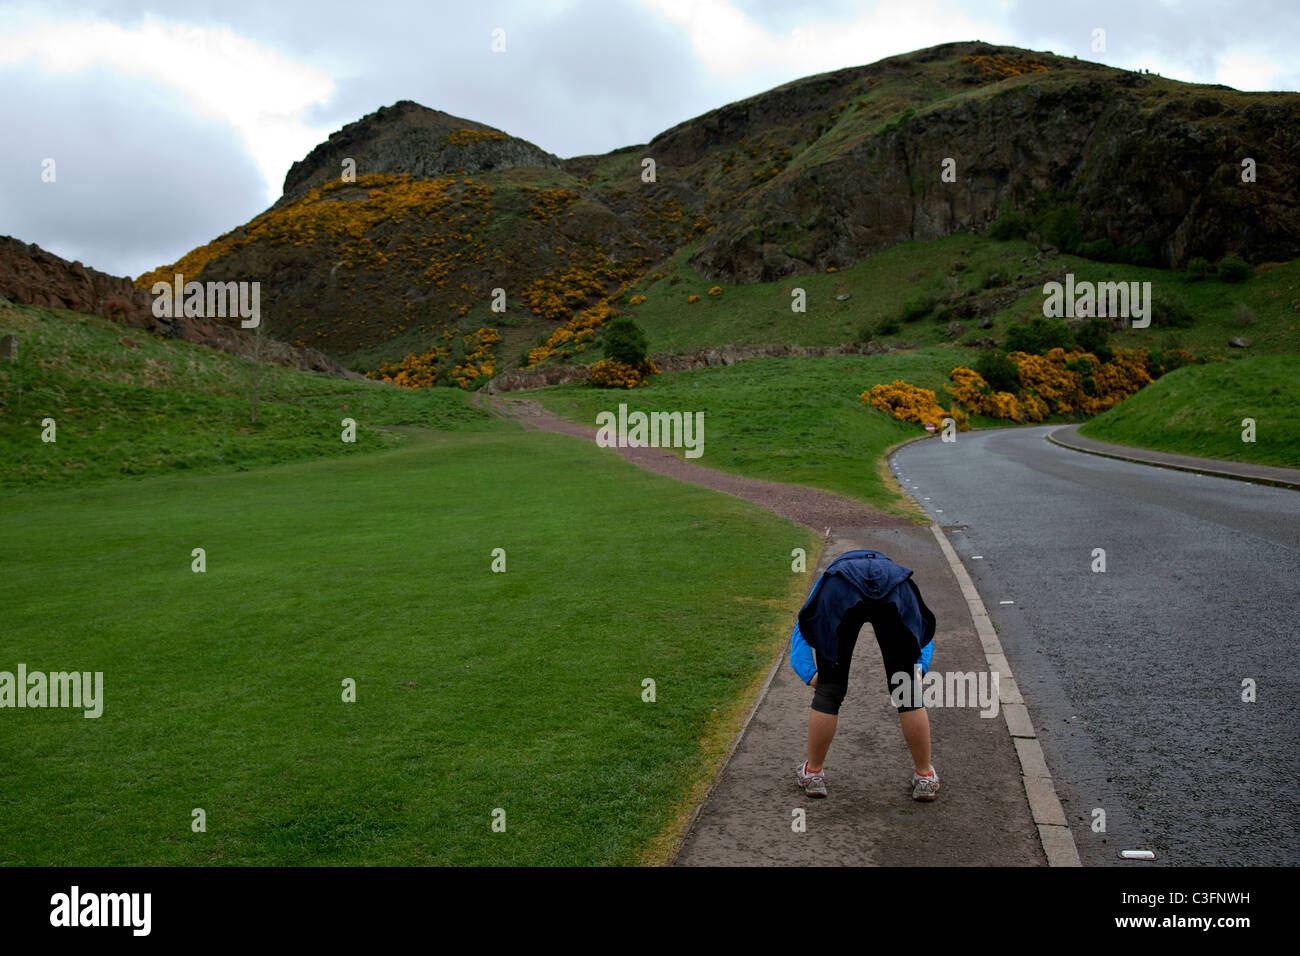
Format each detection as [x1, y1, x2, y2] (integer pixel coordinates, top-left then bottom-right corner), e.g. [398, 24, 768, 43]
[789, 550, 939, 801]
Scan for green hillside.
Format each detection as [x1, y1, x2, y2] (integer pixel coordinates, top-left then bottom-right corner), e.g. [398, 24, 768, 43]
[0, 303, 501, 489]
[1079, 355, 1300, 467]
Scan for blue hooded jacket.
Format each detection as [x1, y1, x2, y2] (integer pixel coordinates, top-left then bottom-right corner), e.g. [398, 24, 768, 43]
[789, 550, 936, 683]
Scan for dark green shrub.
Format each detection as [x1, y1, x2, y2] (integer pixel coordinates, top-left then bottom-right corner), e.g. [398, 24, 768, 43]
[1064, 356, 1098, 395]
[877, 316, 902, 336]
[1035, 205, 1082, 253]
[1216, 255, 1252, 283]
[1185, 257, 1209, 281]
[1004, 317, 1075, 354]
[1074, 317, 1113, 362]
[989, 210, 1026, 240]
[603, 316, 649, 364]
[1151, 293, 1196, 328]
[899, 292, 936, 323]
[974, 350, 1020, 393]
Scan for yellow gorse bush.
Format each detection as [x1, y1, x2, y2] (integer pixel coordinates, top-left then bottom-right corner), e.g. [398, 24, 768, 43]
[864, 381, 951, 428]
[961, 54, 1050, 82]
[444, 129, 509, 147]
[941, 348, 1153, 423]
[589, 358, 660, 389]
[948, 366, 1024, 420]
[1008, 347, 1151, 418]
[368, 326, 502, 390]
[136, 173, 481, 292]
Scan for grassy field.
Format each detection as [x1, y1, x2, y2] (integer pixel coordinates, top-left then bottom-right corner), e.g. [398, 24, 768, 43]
[534, 346, 1016, 518]
[0, 429, 818, 866]
[0, 306, 820, 865]
[0, 304, 501, 489]
[1079, 355, 1300, 468]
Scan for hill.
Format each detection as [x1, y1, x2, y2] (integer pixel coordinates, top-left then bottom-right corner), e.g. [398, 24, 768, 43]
[132, 41, 1300, 379]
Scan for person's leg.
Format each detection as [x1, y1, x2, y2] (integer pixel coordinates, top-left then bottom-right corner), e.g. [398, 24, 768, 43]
[804, 611, 862, 773]
[870, 604, 938, 786]
[899, 707, 932, 775]
[805, 708, 837, 773]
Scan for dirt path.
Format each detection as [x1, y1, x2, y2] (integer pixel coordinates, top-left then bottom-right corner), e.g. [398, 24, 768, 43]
[483, 392, 1046, 866]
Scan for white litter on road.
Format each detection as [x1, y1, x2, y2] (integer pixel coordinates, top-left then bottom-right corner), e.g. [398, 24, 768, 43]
[1120, 849, 1156, 860]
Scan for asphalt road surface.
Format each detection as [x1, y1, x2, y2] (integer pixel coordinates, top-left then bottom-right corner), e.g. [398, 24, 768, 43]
[893, 426, 1300, 866]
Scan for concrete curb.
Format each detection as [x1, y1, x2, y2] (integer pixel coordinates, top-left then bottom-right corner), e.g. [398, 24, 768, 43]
[1047, 424, 1300, 491]
[926, 522, 1082, 867]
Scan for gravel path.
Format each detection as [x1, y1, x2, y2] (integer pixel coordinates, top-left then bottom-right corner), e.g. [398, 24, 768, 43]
[486, 395, 914, 532]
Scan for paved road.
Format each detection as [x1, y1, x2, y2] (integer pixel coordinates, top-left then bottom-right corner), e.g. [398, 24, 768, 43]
[893, 426, 1300, 866]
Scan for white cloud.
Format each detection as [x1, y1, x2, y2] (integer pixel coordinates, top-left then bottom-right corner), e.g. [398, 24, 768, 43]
[1214, 49, 1291, 92]
[639, 0, 1006, 78]
[0, 8, 334, 200]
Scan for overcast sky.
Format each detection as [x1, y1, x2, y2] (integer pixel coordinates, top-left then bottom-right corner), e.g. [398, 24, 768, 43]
[3, 0, 1296, 279]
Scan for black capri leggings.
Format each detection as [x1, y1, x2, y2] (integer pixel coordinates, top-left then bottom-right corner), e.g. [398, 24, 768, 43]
[811, 599, 924, 715]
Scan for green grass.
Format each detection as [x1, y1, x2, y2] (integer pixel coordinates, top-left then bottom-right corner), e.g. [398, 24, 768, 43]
[615, 236, 1300, 359]
[0, 427, 818, 865]
[534, 347, 1009, 517]
[0, 304, 503, 489]
[1079, 355, 1300, 468]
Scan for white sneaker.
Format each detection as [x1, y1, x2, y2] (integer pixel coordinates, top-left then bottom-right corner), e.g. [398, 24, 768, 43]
[912, 768, 940, 801]
[796, 762, 828, 798]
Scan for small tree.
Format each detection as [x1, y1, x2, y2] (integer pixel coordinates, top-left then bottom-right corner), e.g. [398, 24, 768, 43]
[242, 322, 274, 425]
[602, 316, 648, 365]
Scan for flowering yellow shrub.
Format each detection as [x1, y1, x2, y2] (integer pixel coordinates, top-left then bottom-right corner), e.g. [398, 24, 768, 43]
[951, 348, 1153, 422]
[137, 173, 475, 290]
[369, 326, 501, 390]
[948, 367, 1025, 420]
[589, 359, 659, 389]
[688, 294, 700, 304]
[962, 54, 1049, 82]
[367, 345, 450, 389]
[707, 286, 723, 296]
[628, 294, 647, 306]
[444, 129, 509, 146]
[525, 187, 578, 222]
[864, 381, 951, 428]
[525, 300, 617, 367]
